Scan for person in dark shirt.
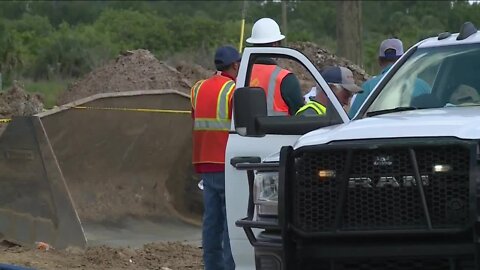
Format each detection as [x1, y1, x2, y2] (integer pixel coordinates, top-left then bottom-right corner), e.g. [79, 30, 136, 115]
[246, 18, 304, 115]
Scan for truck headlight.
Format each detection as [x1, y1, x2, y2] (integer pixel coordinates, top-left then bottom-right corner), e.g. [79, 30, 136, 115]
[254, 172, 278, 217]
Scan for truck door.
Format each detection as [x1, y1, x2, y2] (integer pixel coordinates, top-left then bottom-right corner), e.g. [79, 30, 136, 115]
[225, 47, 350, 269]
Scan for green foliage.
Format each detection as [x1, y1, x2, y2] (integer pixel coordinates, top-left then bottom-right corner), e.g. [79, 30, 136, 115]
[93, 9, 165, 51]
[0, 1, 27, 20]
[23, 79, 71, 108]
[0, 18, 27, 84]
[289, 1, 336, 41]
[1, 0, 480, 88]
[31, 22, 117, 79]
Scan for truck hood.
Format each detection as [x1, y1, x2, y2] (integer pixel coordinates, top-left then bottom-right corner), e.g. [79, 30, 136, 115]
[295, 107, 480, 149]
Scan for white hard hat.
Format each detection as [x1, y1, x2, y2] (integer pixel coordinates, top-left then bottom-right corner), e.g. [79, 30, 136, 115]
[246, 18, 285, 44]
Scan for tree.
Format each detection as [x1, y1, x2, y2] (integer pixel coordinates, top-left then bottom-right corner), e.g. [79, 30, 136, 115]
[3, 0, 480, 83]
[0, 31, 24, 84]
[336, 1, 363, 66]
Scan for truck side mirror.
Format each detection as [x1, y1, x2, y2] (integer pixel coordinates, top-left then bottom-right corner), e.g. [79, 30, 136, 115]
[233, 87, 267, 136]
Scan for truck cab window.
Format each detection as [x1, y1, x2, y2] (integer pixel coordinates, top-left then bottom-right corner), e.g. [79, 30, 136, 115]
[367, 45, 480, 115]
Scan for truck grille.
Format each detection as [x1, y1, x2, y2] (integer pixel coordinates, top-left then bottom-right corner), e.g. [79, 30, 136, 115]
[293, 144, 471, 232]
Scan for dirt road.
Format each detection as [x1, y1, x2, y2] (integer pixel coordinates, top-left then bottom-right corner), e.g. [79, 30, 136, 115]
[0, 241, 202, 270]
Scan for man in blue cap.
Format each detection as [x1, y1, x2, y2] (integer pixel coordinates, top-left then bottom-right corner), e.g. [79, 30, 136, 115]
[349, 38, 404, 116]
[349, 38, 430, 116]
[190, 45, 239, 270]
[297, 66, 362, 116]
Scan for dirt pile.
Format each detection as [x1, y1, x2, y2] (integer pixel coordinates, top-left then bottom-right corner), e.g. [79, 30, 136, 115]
[57, 43, 368, 105]
[173, 60, 215, 87]
[289, 41, 370, 84]
[0, 241, 202, 270]
[0, 82, 44, 135]
[0, 82, 44, 118]
[57, 50, 193, 105]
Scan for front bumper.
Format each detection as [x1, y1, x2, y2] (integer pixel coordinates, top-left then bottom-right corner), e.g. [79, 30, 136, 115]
[236, 217, 476, 269]
[234, 217, 284, 270]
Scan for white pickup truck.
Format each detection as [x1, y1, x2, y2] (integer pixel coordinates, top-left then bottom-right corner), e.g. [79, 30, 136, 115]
[226, 22, 480, 270]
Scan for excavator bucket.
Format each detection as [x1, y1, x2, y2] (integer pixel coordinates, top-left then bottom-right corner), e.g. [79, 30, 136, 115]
[0, 90, 201, 248]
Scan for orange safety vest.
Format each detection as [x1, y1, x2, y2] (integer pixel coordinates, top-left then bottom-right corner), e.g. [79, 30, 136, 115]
[250, 64, 291, 115]
[191, 74, 235, 165]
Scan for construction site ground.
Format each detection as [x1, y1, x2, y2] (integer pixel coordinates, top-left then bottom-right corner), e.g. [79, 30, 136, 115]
[0, 240, 202, 270]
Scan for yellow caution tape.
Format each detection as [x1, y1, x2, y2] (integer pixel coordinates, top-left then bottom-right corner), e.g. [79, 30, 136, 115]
[0, 107, 189, 124]
[73, 106, 191, 114]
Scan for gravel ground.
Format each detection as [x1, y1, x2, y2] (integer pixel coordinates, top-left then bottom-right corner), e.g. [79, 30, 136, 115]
[0, 241, 203, 270]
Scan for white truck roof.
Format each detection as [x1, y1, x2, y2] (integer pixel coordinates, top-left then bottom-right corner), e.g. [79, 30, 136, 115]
[418, 31, 480, 48]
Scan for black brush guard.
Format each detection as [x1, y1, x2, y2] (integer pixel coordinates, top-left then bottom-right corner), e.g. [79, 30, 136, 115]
[231, 156, 282, 248]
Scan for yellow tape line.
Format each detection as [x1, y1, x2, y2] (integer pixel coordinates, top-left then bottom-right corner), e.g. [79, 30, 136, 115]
[73, 106, 191, 114]
[0, 106, 189, 124]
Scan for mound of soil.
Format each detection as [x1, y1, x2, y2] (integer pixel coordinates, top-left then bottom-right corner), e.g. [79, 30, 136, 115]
[289, 41, 370, 84]
[57, 50, 193, 105]
[173, 60, 215, 87]
[0, 82, 44, 135]
[57, 43, 369, 105]
[0, 241, 202, 270]
[0, 82, 44, 118]
[277, 42, 370, 95]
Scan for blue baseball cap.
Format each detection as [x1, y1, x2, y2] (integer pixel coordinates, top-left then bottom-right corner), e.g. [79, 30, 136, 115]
[321, 66, 363, 93]
[214, 46, 241, 71]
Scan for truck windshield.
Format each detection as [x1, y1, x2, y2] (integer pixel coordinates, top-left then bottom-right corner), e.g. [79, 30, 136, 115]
[366, 44, 480, 116]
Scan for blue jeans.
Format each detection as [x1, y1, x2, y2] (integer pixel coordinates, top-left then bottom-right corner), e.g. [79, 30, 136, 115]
[201, 172, 235, 270]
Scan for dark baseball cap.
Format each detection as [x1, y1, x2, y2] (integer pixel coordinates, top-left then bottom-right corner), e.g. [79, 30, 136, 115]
[321, 66, 363, 93]
[214, 46, 241, 71]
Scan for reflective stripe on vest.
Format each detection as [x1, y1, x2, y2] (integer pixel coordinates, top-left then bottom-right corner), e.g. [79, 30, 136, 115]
[194, 118, 231, 131]
[191, 80, 205, 109]
[267, 66, 286, 116]
[217, 80, 235, 120]
[193, 80, 234, 130]
[296, 101, 326, 115]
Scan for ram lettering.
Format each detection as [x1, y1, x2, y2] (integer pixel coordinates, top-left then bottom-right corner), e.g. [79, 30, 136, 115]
[348, 175, 430, 188]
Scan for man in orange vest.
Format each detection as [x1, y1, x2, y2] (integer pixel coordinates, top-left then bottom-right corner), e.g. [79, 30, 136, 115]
[246, 18, 305, 115]
[190, 45, 239, 270]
